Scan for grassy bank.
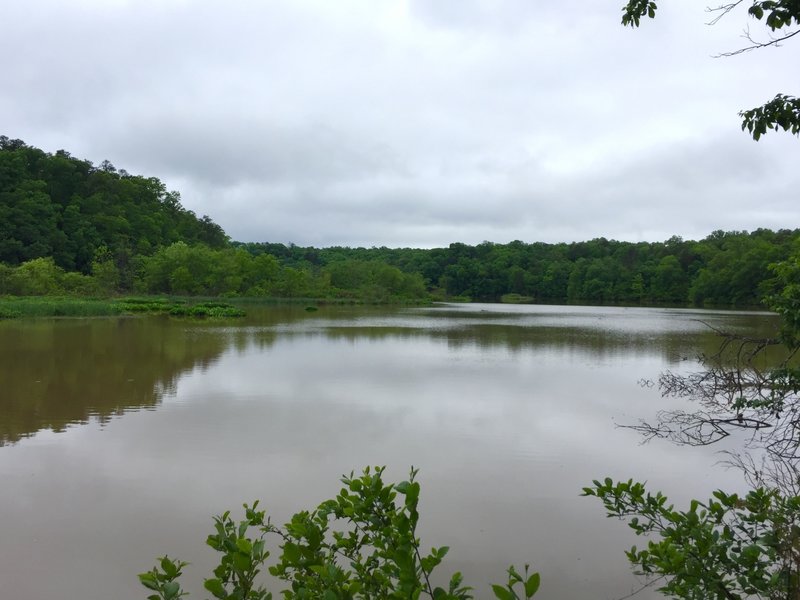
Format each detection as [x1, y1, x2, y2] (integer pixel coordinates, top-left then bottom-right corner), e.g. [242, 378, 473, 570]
[0, 294, 437, 319]
[0, 297, 123, 318]
[0, 296, 246, 319]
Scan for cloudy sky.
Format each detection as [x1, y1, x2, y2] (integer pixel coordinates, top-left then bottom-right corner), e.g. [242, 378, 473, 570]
[2, 0, 797, 247]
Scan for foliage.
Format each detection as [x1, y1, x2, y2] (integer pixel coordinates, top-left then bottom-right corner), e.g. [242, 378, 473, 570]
[2, 229, 798, 305]
[0, 296, 125, 318]
[500, 293, 534, 304]
[140, 467, 540, 600]
[0, 296, 247, 319]
[769, 254, 800, 350]
[588, 251, 800, 599]
[741, 94, 800, 140]
[140, 558, 191, 600]
[324, 259, 427, 302]
[624, 250, 800, 473]
[0, 305, 22, 319]
[583, 479, 800, 599]
[242, 231, 799, 306]
[114, 297, 184, 314]
[621, 0, 657, 27]
[3, 138, 799, 305]
[619, 1, 800, 140]
[0, 136, 227, 275]
[168, 301, 246, 318]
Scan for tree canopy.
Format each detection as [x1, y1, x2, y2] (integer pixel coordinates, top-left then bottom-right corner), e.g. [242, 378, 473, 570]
[2, 138, 798, 306]
[0, 135, 228, 274]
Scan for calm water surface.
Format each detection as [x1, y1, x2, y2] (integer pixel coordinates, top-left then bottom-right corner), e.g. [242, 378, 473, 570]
[0, 303, 781, 599]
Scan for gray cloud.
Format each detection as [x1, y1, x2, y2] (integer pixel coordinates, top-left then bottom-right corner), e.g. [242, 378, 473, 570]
[1, 0, 797, 247]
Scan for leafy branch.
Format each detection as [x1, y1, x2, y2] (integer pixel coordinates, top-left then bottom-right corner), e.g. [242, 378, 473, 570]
[139, 467, 540, 600]
[584, 479, 800, 599]
[620, 0, 800, 140]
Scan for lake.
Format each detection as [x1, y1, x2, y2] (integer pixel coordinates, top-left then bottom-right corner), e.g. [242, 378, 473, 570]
[0, 303, 781, 599]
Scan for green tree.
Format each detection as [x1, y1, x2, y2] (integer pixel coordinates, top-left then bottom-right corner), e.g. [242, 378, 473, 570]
[91, 246, 120, 295]
[769, 251, 800, 349]
[621, 0, 800, 139]
[651, 255, 689, 303]
[245, 253, 281, 296]
[631, 272, 646, 303]
[0, 181, 61, 264]
[0, 138, 229, 277]
[6, 257, 64, 295]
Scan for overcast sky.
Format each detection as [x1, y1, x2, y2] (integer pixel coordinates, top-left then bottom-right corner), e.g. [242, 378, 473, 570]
[2, 0, 797, 248]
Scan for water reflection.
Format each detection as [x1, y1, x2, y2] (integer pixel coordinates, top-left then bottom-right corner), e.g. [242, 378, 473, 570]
[0, 317, 228, 446]
[0, 304, 780, 447]
[0, 304, 782, 600]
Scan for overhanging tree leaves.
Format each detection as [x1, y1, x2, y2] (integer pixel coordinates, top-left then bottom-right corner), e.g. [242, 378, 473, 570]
[588, 253, 800, 597]
[620, 1, 800, 140]
[583, 479, 800, 599]
[624, 253, 800, 480]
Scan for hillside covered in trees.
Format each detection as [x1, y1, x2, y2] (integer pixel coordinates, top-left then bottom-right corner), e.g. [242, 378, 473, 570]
[0, 135, 227, 270]
[1, 137, 798, 306]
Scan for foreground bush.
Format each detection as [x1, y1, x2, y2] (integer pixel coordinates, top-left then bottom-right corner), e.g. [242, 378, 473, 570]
[140, 467, 539, 600]
[584, 479, 800, 599]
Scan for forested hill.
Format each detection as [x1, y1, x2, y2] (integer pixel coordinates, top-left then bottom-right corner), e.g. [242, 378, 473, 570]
[0, 135, 227, 273]
[2, 137, 799, 306]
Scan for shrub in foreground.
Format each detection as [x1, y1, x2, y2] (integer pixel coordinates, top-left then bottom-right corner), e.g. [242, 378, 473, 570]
[584, 479, 800, 599]
[140, 467, 539, 600]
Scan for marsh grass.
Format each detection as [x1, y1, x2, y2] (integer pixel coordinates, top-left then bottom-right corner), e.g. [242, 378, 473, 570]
[168, 301, 246, 318]
[0, 296, 246, 319]
[0, 294, 427, 320]
[0, 297, 123, 318]
[115, 297, 185, 313]
[227, 296, 431, 307]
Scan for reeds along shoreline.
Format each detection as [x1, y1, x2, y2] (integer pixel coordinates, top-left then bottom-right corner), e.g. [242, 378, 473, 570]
[0, 297, 246, 319]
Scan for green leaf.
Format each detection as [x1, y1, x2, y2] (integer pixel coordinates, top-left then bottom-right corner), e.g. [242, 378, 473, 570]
[139, 573, 160, 591]
[492, 584, 515, 600]
[524, 572, 541, 597]
[204, 577, 228, 599]
[160, 557, 178, 578]
[236, 537, 253, 554]
[233, 551, 252, 572]
[162, 581, 180, 600]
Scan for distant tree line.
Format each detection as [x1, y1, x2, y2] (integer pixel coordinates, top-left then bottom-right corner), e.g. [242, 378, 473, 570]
[237, 230, 800, 306]
[2, 136, 797, 305]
